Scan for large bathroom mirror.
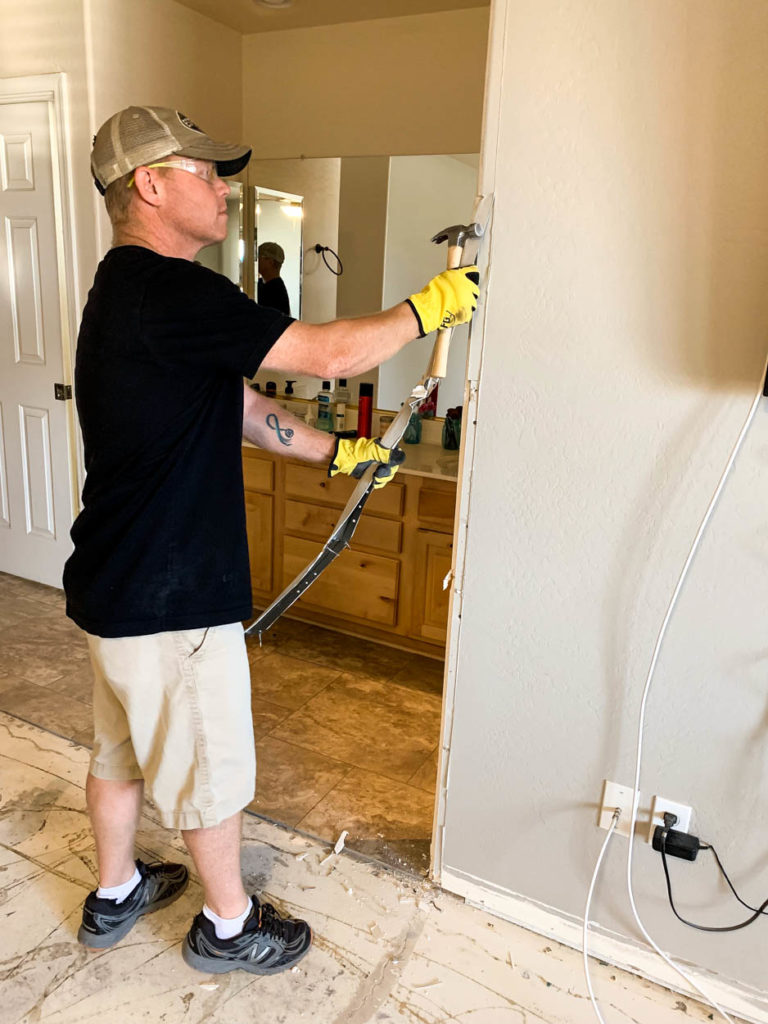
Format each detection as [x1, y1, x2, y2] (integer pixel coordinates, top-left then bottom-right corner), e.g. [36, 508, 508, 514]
[244, 154, 480, 415]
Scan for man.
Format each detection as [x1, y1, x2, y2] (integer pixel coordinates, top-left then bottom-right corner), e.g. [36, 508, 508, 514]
[64, 106, 478, 976]
[257, 240, 291, 314]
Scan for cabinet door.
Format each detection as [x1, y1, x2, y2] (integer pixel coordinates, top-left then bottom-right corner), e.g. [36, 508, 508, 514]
[412, 529, 453, 645]
[245, 491, 273, 593]
[283, 535, 399, 626]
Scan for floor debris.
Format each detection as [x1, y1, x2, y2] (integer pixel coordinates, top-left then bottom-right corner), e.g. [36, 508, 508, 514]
[319, 829, 349, 866]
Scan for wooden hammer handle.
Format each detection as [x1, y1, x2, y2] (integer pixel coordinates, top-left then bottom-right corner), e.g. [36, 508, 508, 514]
[427, 243, 465, 379]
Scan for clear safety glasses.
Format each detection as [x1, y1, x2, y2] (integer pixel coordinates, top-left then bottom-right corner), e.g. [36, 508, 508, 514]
[127, 159, 220, 188]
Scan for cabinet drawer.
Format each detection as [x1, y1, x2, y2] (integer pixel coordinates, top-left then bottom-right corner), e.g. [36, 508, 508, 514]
[243, 453, 274, 492]
[417, 484, 456, 531]
[285, 463, 404, 517]
[285, 500, 402, 554]
[283, 535, 399, 625]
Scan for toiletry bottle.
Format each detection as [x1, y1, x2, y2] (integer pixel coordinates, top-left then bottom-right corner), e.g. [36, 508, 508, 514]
[316, 380, 334, 432]
[334, 378, 350, 431]
[356, 382, 373, 438]
[335, 401, 346, 432]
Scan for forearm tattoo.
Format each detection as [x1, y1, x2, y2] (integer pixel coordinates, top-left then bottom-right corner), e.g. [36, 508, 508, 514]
[266, 412, 294, 447]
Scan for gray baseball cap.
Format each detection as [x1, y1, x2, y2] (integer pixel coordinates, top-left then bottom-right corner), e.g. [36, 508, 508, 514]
[91, 106, 251, 194]
[258, 242, 285, 265]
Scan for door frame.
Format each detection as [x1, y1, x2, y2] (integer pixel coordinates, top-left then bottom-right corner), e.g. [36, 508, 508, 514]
[430, 0, 504, 883]
[0, 72, 82, 534]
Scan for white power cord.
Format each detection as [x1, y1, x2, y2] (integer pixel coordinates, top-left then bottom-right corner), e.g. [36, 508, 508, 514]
[586, 355, 768, 1023]
[584, 807, 621, 1023]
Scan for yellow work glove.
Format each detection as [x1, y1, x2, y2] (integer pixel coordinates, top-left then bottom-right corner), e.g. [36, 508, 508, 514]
[328, 437, 405, 489]
[406, 266, 480, 337]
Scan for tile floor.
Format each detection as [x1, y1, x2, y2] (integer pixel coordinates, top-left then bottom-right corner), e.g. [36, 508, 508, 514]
[1, 711, 743, 1024]
[0, 573, 443, 874]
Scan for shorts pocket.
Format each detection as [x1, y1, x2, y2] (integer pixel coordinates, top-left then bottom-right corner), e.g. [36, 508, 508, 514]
[184, 627, 211, 660]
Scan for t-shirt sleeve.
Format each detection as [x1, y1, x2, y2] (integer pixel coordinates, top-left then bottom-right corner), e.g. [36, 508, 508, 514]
[141, 259, 293, 377]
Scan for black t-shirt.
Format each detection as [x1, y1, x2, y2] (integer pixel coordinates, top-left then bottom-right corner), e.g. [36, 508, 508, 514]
[258, 276, 291, 315]
[63, 245, 293, 638]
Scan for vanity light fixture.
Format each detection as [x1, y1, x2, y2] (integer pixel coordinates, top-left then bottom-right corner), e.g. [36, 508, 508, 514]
[280, 202, 303, 219]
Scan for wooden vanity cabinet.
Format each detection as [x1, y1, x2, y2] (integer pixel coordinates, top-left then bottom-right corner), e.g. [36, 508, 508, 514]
[242, 446, 457, 657]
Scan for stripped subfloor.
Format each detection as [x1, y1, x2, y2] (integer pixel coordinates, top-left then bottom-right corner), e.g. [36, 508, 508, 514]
[1, 712, 741, 1024]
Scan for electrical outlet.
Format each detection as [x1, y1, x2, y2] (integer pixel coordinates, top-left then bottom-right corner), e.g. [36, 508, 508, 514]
[599, 780, 640, 839]
[647, 795, 692, 843]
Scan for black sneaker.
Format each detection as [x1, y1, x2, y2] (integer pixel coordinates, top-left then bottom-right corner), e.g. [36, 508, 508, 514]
[77, 859, 189, 949]
[182, 897, 312, 975]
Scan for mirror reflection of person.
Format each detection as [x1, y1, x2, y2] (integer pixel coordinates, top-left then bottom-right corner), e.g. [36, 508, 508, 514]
[257, 241, 290, 315]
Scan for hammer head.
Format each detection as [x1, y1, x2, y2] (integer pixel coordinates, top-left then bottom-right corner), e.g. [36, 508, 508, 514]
[431, 221, 484, 248]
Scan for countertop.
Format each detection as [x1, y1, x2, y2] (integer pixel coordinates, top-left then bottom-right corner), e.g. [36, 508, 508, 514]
[397, 442, 459, 481]
[243, 440, 459, 482]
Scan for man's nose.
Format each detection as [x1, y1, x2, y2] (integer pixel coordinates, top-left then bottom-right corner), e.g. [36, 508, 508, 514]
[216, 178, 231, 197]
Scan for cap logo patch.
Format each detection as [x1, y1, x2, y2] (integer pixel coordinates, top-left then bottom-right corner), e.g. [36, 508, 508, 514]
[177, 113, 203, 134]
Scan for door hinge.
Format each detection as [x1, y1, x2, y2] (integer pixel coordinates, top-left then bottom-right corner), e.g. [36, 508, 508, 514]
[54, 383, 72, 401]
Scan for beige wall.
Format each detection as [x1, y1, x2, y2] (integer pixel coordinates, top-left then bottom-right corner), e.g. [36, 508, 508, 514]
[443, 0, 768, 1004]
[85, 0, 242, 255]
[242, 9, 489, 159]
[85, 0, 241, 141]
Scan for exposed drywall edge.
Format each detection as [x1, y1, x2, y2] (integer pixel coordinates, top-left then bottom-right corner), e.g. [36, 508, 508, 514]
[441, 867, 768, 1024]
[430, 0, 508, 879]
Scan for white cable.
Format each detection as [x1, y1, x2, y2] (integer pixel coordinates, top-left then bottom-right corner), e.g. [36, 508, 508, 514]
[584, 808, 621, 1024]
[587, 355, 768, 1024]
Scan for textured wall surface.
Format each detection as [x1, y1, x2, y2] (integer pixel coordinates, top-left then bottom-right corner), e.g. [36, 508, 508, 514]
[444, 0, 768, 994]
[242, 9, 489, 159]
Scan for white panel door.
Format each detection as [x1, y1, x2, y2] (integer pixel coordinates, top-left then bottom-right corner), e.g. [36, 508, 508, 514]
[0, 98, 74, 586]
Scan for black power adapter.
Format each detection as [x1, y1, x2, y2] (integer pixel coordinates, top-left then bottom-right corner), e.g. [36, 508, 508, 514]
[653, 813, 768, 931]
[652, 813, 701, 862]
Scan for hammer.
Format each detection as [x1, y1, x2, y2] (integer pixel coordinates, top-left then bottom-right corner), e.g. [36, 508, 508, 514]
[427, 219, 484, 378]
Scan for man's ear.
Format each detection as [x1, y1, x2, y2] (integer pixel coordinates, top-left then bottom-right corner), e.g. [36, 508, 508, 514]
[132, 166, 163, 208]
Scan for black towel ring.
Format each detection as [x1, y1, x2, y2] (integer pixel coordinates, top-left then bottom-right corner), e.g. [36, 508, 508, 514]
[313, 243, 343, 276]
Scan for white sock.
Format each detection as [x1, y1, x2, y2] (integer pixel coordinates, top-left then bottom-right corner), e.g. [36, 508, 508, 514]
[97, 866, 141, 903]
[203, 898, 253, 940]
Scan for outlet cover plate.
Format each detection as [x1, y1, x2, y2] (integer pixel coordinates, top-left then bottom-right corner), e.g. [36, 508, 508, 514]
[599, 780, 640, 839]
[647, 795, 692, 843]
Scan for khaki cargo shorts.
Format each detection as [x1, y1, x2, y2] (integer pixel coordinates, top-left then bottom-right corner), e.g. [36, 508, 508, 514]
[86, 623, 256, 830]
